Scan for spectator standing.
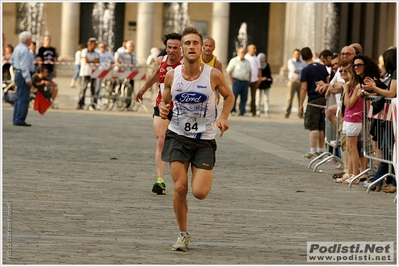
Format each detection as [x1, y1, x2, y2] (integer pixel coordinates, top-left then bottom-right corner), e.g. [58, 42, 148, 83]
[313, 52, 321, 63]
[3, 44, 14, 62]
[10, 31, 35, 126]
[115, 40, 139, 109]
[361, 48, 397, 192]
[2, 44, 13, 80]
[338, 66, 363, 183]
[256, 53, 273, 117]
[319, 49, 334, 80]
[330, 53, 340, 79]
[226, 47, 251, 116]
[245, 44, 262, 117]
[146, 47, 161, 66]
[70, 43, 84, 88]
[285, 49, 307, 118]
[299, 47, 330, 159]
[95, 42, 114, 103]
[77, 38, 99, 110]
[29, 41, 37, 74]
[37, 35, 58, 82]
[114, 40, 127, 63]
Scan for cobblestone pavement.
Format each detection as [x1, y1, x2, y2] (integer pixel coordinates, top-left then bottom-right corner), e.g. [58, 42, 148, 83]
[2, 76, 397, 265]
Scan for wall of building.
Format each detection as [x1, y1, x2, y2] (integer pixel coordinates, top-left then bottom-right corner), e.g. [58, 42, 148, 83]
[267, 3, 286, 74]
[2, 2, 396, 75]
[3, 3, 19, 47]
[3, 3, 62, 50]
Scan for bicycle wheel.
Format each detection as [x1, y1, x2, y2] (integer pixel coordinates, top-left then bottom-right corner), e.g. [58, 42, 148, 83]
[116, 81, 132, 111]
[97, 81, 112, 111]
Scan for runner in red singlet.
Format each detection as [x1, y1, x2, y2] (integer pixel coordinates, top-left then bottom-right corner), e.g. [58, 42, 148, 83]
[135, 32, 183, 195]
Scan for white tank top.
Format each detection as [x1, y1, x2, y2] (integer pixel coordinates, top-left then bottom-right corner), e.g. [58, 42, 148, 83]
[168, 64, 218, 140]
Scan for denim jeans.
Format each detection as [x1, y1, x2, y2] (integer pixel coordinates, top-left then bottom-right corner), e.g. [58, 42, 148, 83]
[72, 64, 80, 81]
[13, 72, 31, 125]
[95, 77, 103, 103]
[231, 79, 249, 115]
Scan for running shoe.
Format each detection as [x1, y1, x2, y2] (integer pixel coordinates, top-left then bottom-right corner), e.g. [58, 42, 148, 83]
[172, 232, 190, 252]
[152, 177, 166, 195]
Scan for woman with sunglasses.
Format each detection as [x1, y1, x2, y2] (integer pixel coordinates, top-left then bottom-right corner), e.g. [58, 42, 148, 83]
[351, 55, 381, 179]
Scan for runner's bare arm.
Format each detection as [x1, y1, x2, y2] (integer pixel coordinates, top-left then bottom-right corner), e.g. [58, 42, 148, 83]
[211, 69, 234, 137]
[159, 69, 174, 120]
[135, 57, 162, 102]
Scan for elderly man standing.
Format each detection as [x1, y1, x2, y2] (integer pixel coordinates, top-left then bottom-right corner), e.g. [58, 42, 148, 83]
[245, 44, 262, 117]
[11, 31, 35, 126]
[226, 47, 251, 116]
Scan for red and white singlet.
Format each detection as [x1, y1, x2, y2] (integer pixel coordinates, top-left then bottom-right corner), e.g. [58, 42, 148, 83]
[155, 55, 184, 107]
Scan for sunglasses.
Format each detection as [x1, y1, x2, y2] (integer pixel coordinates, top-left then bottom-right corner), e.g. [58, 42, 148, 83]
[339, 69, 349, 73]
[352, 63, 365, 68]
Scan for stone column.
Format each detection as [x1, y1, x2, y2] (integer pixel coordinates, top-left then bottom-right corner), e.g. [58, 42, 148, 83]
[58, 2, 80, 62]
[280, 2, 298, 76]
[211, 3, 230, 66]
[136, 3, 154, 65]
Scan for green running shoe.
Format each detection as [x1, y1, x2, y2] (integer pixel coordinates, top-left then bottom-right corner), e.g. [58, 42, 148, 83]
[152, 178, 166, 195]
[172, 232, 190, 252]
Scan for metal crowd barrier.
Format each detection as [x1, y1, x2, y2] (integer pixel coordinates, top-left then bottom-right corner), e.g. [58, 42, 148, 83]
[348, 96, 396, 201]
[86, 64, 157, 112]
[308, 95, 343, 172]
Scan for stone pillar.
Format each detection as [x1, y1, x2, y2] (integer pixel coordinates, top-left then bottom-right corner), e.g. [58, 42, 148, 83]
[267, 3, 286, 74]
[211, 3, 230, 66]
[136, 3, 154, 65]
[58, 2, 80, 62]
[280, 2, 298, 76]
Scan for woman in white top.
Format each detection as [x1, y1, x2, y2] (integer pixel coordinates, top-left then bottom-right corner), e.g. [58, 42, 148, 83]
[70, 43, 84, 88]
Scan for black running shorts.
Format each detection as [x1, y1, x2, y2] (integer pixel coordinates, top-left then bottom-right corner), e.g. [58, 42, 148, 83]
[162, 129, 217, 170]
[153, 106, 173, 121]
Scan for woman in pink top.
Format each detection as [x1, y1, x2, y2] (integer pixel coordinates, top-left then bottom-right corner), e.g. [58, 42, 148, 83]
[339, 64, 363, 183]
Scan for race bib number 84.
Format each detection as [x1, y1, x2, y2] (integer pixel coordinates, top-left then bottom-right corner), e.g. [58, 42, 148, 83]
[178, 117, 206, 135]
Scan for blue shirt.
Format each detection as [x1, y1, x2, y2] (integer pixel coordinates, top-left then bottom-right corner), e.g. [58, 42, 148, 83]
[300, 62, 329, 101]
[287, 58, 307, 80]
[11, 43, 34, 82]
[30, 50, 37, 73]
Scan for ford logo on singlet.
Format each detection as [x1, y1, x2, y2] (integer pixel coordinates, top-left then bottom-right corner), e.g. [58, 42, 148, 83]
[176, 92, 208, 103]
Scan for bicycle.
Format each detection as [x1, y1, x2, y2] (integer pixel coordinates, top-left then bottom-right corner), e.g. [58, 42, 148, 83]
[96, 79, 116, 111]
[114, 78, 135, 111]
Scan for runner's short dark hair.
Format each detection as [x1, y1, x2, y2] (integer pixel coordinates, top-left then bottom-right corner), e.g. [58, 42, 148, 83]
[163, 33, 182, 46]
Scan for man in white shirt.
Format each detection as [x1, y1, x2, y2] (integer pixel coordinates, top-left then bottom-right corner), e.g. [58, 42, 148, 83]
[245, 44, 262, 117]
[115, 40, 139, 109]
[77, 37, 99, 110]
[95, 42, 115, 104]
[114, 40, 127, 63]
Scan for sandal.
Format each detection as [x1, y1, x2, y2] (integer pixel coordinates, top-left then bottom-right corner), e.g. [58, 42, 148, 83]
[335, 178, 345, 183]
[332, 172, 346, 179]
[343, 178, 360, 185]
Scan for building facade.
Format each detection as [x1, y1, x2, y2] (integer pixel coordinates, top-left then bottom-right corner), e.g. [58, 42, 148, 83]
[2, 2, 397, 74]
